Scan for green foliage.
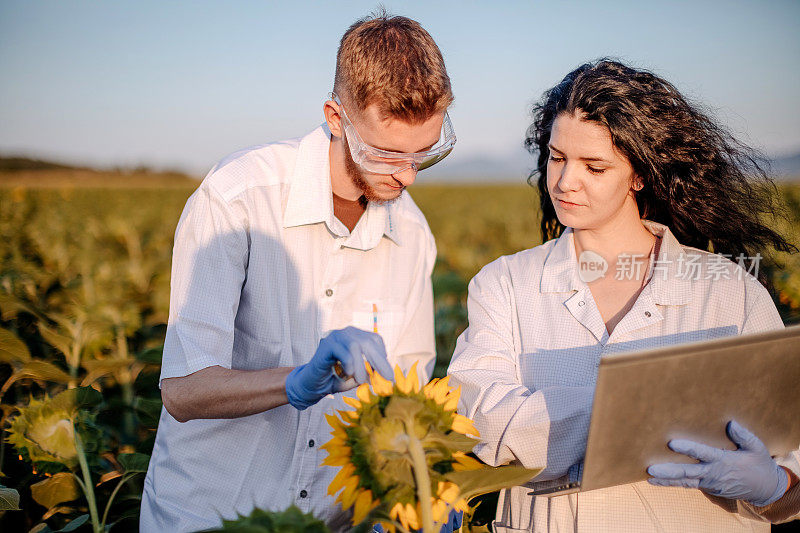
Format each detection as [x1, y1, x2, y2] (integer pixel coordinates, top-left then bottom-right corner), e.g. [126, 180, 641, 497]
[1, 180, 798, 531]
[0, 483, 21, 510]
[6, 389, 101, 468]
[211, 506, 330, 533]
[117, 453, 150, 473]
[0, 328, 31, 364]
[30, 473, 80, 509]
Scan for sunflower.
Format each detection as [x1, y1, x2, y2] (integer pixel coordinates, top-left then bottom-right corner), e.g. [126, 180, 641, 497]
[6, 387, 103, 471]
[7, 396, 81, 468]
[322, 361, 481, 532]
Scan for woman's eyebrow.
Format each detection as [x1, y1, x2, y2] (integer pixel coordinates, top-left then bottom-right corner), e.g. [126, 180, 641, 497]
[548, 143, 611, 163]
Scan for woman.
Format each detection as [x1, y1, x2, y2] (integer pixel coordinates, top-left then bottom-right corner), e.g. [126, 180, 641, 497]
[447, 60, 799, 531]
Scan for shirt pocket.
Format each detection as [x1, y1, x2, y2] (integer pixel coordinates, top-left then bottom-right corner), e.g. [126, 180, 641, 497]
[232, 325, 288, 370]
[351, 299, 405, 357]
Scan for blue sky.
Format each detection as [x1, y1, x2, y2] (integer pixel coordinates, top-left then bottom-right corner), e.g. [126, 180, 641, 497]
[1, 0, 799, 178]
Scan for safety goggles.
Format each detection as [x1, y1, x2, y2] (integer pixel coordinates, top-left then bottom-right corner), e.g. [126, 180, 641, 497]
[330, 92, 456, 175]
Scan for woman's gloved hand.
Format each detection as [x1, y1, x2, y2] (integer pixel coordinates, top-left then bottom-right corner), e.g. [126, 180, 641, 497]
[647, 420, 789, 506]
[286, 326, 394, 410]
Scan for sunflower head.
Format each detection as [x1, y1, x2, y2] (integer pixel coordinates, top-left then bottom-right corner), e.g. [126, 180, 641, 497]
[6, 396, 80, 468]
[5, 387, 103, 470]
[321, 362, 481, 532]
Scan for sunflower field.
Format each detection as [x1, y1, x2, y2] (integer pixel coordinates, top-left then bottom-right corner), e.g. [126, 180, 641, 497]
[1, 168, 799, 532]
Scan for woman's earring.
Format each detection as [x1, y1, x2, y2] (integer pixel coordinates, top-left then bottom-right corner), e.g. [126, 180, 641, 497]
[633, 181, 643, 191]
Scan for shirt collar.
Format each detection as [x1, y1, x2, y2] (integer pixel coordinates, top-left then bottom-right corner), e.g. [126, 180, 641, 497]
[283, 123, 334, 229]
[282, 123, 401, 249]
[540, 227, 584, 293]
[540, 219, 692, 306]
[641, 220, 692, 306]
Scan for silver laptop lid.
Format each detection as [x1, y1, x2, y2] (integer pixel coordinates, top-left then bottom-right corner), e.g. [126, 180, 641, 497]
[580, 325, 800, 493]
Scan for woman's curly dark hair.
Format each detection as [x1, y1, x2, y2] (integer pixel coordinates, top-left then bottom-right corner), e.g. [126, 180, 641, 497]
[525, 59, 795, 270]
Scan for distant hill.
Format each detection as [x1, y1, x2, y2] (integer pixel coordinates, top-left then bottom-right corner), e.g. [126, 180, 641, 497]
[1, 151, 797, 186]
[0, 156, 91, 172]
[772, 152, 800, 178]
[0, 156, 197, 188]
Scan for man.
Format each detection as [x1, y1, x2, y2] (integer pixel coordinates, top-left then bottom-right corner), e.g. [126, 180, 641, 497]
[140, 12, 456, 532]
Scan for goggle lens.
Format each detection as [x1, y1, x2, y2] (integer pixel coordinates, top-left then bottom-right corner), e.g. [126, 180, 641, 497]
[333, 93, 456, 176]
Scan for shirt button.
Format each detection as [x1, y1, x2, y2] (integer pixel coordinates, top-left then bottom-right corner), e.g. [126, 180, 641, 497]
[300, 489, 308, 498]
[325, 289, 333, 297]
[308, 439, 315, 448]
[645, 311, 652, 317]
[578, 301, 585, 307]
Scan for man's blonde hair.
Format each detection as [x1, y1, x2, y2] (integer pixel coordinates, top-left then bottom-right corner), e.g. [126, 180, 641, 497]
[334, 10, 453, 123]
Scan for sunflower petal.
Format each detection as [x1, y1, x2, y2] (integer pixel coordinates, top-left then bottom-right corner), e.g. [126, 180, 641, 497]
[322, 455, 350, 467]
[321, 447, 351, 467]
[390, 502, 406, 530]
[328, 463, 356, 495]
[406, 502, 420, 530]
[325, 413, 343, 429]
[343, 396, 362, 409]
[431, 497, 448, 523]
[422, 377, 439, 399]
[356, 383, 372, 403]
[371, 369, 394, 396]
[451, 451, 483, 471]
[396, 364, 412, 394]
[339, 474, 360, 508]
[352, 489, 374, 524]
[406, 361, 420, 392]
[437, 480, 461, 504]
[452, 413, 479, 436]
[444, 386, 461, 411]
[431, 376, 452, 404]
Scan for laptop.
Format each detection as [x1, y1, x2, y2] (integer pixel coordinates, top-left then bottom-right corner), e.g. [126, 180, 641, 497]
[529, 325, 800, 496]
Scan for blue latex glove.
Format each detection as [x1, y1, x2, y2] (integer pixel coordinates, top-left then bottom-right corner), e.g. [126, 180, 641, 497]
[441, 509, 463, 532]
[286, 326, 394, 410]
[647, 420, 789, 506]
[372, 510, 462, 532]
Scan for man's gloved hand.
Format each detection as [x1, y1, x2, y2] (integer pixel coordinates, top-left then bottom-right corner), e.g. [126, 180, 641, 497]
[372, 510, 462, 532]
[647, 420, 789, 506]
[439, 509, 463, 532]
[286, 326, 394, 410]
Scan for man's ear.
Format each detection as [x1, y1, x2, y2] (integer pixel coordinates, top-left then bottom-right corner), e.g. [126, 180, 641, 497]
[324, 99, 343, 138]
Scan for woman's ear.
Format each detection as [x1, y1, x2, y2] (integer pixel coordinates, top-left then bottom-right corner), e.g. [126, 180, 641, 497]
[323, 99, 343, 138]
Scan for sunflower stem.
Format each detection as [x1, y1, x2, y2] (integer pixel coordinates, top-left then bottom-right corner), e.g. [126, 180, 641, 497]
[101, 472, 134, 529]
[406, 425, 436, 533]
[74, 427, 102, 533]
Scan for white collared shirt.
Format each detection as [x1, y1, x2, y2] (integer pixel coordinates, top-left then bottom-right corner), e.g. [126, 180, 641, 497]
[448, 220, 798, 532]
[140, 124, 436, 532]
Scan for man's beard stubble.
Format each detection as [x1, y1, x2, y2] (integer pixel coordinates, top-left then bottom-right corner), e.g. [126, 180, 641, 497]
[343, 140, 403, 205]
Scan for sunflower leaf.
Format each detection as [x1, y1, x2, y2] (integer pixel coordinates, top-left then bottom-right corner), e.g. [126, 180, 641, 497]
[56, 514, 89, 532]
[118, 452, 150, 473]
[30, 473, 81, 510]
[50, 387, 103, 412]
[213, 505, 330, 532]
[446, 465, 543, 502]
[0, 328, 31, 364]
[421, 431, 478, 454]
[7, 361, 71, 387]
[0, 483, 21, 510]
